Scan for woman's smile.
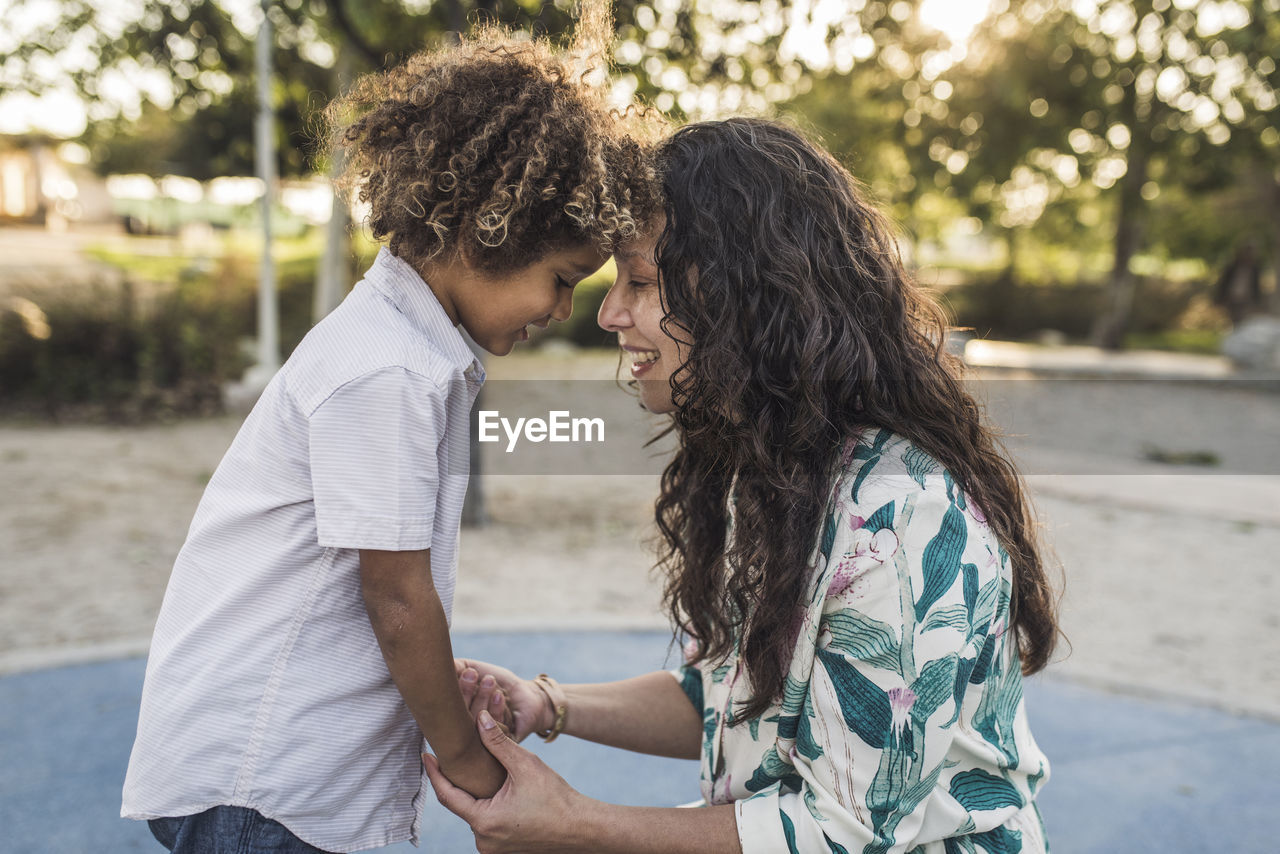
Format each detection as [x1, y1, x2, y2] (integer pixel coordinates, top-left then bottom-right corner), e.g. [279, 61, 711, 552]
[622, 344, 661, 376]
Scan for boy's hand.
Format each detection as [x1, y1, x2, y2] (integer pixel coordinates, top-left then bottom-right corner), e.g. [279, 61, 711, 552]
[456, 659, 554, 743]
[435, 736, 507, 799]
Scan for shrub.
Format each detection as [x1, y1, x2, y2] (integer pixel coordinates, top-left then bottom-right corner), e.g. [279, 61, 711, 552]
[0, 276, 248, 420]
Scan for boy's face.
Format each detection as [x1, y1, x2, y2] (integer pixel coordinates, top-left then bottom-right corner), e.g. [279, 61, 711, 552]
[450, 242, 610, 356]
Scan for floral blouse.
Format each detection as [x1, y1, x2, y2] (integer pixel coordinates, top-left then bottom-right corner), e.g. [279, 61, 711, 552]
[674, 430, 1050, 854]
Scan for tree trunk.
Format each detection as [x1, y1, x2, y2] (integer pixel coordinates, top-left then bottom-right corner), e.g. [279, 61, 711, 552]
[1092, 150, 1148, 350]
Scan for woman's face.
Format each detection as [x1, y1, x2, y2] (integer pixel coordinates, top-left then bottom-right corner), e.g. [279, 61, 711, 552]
[597, 229, 688, 414]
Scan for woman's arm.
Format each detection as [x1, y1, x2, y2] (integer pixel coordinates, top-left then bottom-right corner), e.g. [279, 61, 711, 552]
[560, 672, 703, 759]
[456, 659, 703, 760]
[423, 710, 742, 854]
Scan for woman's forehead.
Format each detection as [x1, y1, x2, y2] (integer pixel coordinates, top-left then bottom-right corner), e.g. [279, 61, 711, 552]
[614, 236, 658, 269]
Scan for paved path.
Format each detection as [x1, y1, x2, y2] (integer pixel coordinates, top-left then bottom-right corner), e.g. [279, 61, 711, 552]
[3, 630, 1277, 854]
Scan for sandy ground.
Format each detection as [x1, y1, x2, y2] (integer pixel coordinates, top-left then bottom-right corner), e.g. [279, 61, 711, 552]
[2, 349, 1279, 722]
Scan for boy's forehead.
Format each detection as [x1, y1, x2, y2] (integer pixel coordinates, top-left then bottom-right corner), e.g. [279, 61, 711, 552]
[549, 241, 609, 271]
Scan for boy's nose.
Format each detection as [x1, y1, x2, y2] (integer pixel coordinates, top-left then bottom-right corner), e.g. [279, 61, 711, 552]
[551, 285, 573, 322]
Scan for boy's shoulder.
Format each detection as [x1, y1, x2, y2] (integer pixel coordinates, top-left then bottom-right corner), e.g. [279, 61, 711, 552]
[282, 283, 468, 416]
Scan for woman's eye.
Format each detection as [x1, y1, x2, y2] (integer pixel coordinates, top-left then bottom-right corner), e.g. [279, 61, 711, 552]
[556, 275, 575, 290]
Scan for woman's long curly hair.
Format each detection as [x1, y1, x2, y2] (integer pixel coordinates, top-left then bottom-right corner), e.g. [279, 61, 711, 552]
[652, 118, 1060, 722]
[324, 21, 661, 273]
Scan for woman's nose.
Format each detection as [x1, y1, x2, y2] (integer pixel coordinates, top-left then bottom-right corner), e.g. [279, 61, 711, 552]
[597, 282, 630, 332]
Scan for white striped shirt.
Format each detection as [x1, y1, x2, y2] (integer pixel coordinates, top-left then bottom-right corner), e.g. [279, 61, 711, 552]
[122, 248, 484, 852]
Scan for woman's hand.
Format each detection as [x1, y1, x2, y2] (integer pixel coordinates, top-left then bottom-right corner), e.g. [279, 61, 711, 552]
[456, 658, 552, 742]
[424, 709, 592, 854]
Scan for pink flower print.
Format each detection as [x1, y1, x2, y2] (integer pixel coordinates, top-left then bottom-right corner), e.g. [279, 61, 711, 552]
[966, 494, 988, 524]
[889, 686, 917, 734]
[840, 436, 860, 468]
[683, 637, 701, 664]
[828, 527, 899, 597]
[847, 514, 867, 532]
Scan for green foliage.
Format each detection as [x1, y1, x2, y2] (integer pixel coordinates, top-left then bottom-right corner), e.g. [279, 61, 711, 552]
[0, 277, 244, 420]
[939, 272, 1220, 342]
[0, 248, 328, 421]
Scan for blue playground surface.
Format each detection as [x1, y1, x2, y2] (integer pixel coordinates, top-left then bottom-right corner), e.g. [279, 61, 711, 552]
[3, 629, 1277, 853]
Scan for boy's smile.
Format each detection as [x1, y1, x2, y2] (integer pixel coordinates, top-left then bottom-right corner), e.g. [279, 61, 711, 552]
[426, 243, 610, 356]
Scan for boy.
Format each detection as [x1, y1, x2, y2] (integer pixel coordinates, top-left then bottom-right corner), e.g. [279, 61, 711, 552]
[122, 26, 658, 853]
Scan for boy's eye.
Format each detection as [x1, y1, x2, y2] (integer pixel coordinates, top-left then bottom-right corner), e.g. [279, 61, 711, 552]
[556, 275, 575, 290]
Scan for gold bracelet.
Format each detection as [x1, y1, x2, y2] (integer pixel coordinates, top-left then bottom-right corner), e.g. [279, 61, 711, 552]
[532, 673, 568, 743]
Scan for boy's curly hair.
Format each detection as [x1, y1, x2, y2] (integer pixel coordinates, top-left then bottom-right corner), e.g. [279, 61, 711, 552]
[325, 23, 662, 274]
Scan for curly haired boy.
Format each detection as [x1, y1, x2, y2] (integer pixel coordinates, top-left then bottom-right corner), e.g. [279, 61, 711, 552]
[123, 22, 660, 854]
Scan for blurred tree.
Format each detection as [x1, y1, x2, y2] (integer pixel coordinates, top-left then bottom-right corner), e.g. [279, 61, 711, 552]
[1, 0, 842, 177]
[779, 3, 945, 226]
[922, 0, 1278, 348]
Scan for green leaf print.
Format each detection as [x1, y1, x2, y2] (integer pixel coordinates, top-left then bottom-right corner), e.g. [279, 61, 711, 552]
[921, 604, 970, 634]
[744, 745, 803, 794]
[781, 810, 800, 854]
[1027, 761, 1047, 797]
[849, 431, 891, 502]
[821, 610, 902, 672]
[821, 511, 838, 561]
[950, 657, 977, 725]
[797, 707, 824, 761]
[969, 824, 1023, 854]
[678, 666, 703, 710]
[804, 787, 824, 823]
[969, 632, 998, 686]
[851, 429, 892, 461]
[866, 728, 914, 817]
[903, 445, 938, 490]
[949, 769, 1025, 812]
[974, 658, 1024, 767]
[816, 648, 891, 748]
[783, 673, 810, 717]
[711, 663, 733, 683]
[915, 503, 968, 623]
[973, 578, 1001, 626]
[823, 833, 851, 854]
[862, 500, 896, 534]
[962, 562, 979, 616]
[911, 654, 959, 724]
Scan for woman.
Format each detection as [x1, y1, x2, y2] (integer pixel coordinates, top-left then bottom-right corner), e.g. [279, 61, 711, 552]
[423, 118, 1060, 854]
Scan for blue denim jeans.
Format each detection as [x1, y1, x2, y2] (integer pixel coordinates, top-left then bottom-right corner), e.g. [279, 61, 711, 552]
[148, 806, 335, 853]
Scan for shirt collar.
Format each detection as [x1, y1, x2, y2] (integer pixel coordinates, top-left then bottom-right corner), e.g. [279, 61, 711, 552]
[364, 247, 485, 381]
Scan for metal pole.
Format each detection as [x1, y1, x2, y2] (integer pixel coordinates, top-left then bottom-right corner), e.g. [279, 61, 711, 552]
[253, 0, 280, 380]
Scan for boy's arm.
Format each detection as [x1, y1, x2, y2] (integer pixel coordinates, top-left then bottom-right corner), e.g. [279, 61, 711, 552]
[360, 548, 505, 798]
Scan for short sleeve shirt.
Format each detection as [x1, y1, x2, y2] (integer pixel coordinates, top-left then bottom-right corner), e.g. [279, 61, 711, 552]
[122, 248, 483, 852]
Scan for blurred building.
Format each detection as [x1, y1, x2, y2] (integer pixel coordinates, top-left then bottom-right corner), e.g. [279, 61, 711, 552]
[0, 134, 114, 227]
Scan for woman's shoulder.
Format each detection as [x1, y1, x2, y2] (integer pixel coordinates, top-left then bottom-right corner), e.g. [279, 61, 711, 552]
[819, 428, 1005, 588]
[833, 428, 952, 511]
